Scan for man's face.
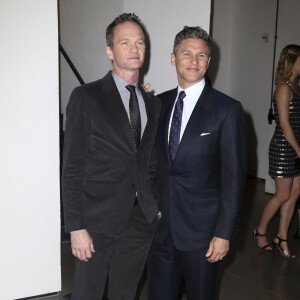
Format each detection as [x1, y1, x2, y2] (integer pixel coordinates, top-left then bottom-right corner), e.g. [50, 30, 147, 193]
[106, 22, 145, 76]
[171, 38, 211, 89]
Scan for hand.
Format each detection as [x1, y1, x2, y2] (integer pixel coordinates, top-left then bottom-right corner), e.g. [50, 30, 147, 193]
[71, 230, 95, 262]
[142, 83, 151, 92]
[205, 237, 229, 263]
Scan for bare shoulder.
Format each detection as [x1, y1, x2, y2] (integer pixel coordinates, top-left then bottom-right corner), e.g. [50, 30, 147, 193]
[275, 82, 293, 102]
[276, 81, 292, 90]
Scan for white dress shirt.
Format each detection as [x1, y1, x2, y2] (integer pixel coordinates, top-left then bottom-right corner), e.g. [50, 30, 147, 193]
[168, 79, 206, 142]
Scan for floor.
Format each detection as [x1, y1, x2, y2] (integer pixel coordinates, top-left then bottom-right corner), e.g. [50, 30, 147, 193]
[32, 178, 300, 300]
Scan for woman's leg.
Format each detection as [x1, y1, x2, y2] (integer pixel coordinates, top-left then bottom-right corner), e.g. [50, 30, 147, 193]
[255, 178, 293, 249]
[278, 176, 300, 238]
[275, 176, 300, 255]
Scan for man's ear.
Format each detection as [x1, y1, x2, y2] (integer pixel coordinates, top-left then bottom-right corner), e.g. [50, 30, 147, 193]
[171, 53, 175, 66]
[106, 46, 113, 60]
[207, 56, 211, 68]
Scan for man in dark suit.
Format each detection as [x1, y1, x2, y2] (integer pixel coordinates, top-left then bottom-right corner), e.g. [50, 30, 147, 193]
[147, 26, 247, 300]
[62, 13, 161, 300]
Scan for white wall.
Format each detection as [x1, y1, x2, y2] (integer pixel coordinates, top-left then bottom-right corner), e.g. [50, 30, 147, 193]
[59, 0, 123, 123]
[59, 0, 211, 126]
[212, 0, 300, 182]
[264, 0, 300, 193]
[0, 1, 60, 299]
[124, 0, 211, 94]
[212, 0, 277, 179]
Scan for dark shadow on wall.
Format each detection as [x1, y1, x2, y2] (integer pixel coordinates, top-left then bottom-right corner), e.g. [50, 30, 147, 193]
[245, 111, 258, 177]
[207, 0, 220, 87]
[205, 40, 259, 179]
[206, 39, 220, 86]
[139, 24, 151, 85]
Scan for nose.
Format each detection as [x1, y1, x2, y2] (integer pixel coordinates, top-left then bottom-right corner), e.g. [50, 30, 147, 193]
[190, 54, 198, 64]
[129, 43, 138, 52]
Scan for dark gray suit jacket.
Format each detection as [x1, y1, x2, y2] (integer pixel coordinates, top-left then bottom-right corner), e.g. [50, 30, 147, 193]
[62, 71, 161, 233]
[154, 83, 248, 251]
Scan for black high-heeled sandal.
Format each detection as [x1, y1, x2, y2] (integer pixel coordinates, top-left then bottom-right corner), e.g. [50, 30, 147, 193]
[252, 227, 272, 252]
[272, 236, 296, 259]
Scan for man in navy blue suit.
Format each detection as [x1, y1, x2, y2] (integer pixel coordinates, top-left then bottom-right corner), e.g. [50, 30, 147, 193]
[148, 26, 248, 300]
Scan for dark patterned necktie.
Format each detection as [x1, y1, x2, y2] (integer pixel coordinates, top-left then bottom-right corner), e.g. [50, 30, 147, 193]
[169, 91, 186, 163]
[126, 85, 141, 151]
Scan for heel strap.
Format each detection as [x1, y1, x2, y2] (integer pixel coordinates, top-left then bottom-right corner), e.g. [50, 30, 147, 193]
[254, 228, 267, 237]
[275, 235, 287, 246]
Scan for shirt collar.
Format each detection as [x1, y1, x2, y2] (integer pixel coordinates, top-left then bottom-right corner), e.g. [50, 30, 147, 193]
[112, 71, 138, 89]
[177, 78, 205, 98]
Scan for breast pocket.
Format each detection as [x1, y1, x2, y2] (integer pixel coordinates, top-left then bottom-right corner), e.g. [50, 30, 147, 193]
[182, 129, 219, 165]
[195, 129, 218, 148]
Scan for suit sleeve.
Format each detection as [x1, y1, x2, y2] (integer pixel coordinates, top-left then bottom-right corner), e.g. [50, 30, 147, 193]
[62, 87, 90, 232]
[214, 102, 248, 240]
[149, 96, 161, 202]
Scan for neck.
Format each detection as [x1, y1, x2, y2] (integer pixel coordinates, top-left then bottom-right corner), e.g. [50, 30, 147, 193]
[290, 70, 300, 83]
[113, 69, 139, 85]
[177, 78, 203, 90]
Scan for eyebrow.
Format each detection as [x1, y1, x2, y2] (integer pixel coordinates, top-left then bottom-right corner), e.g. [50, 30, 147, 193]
[118, 37, 145, 42]
[182, 50, 209, 55]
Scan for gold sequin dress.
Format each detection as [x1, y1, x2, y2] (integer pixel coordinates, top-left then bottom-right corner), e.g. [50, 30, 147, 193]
[269, 85, 300, 178]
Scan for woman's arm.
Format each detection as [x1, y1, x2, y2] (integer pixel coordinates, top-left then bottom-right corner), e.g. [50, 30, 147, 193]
[276, 83, 300, 157]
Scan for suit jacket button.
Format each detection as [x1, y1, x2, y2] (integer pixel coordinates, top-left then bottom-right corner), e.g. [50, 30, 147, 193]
[131, 184, 135, 189]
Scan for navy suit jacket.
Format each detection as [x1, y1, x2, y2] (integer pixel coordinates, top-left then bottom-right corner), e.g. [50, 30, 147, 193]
[154, 83, 248, 251]
[62, 71, 161, 233]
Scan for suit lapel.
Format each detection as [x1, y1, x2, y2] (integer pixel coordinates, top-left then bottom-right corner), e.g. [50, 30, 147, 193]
[100, 73, 158, 153]
[139, 85, 154, 150]
[173, 84, 212, 166]
[101, 72, 133, 147]
[160, 89, 178, 166]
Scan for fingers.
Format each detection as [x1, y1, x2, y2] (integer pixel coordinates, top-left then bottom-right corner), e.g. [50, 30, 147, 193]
[207, 252, 227, 263]
[206, 237, 229, 263]
[142, 83, 151, 92]
[90, 239, 96, 253]
[205, 243, 213, 259]
[207, 251, 227, 263]
[72, 247, 91, 262]
[71, 231, 95, 262]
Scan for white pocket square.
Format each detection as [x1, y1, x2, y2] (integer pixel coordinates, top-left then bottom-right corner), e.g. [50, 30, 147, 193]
[200, 132, 210, 136]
